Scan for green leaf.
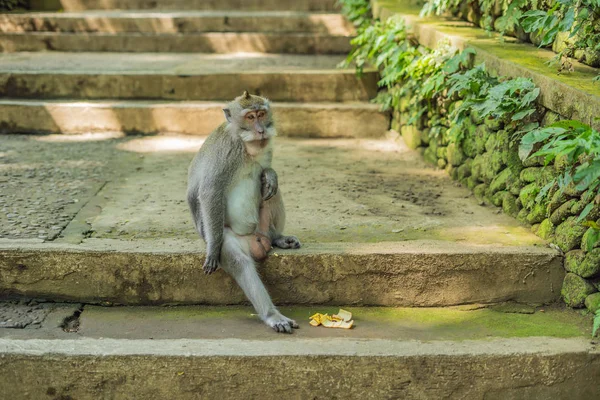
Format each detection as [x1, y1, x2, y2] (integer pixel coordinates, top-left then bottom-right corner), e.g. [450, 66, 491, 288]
[583, 221, 600, 230]
[586, 228, 600, 252]
[577, 203, 595, 223]
[512, 108, 536, 121]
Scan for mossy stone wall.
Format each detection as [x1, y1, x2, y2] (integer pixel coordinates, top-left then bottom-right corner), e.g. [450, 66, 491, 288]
[394, 97, 600, 311]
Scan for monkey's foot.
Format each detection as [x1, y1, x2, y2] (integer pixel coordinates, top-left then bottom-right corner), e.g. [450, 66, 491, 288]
[265, 312, 299, 334]
[273, 235, 301, 249]
[203, 255, 220, 275]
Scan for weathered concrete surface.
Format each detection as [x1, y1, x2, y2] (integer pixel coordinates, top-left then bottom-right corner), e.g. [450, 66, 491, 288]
[58, 305, 598, 340]
[30, 0, 339, 12]
[0, 100, 389, 137]
[0, 11, 354, 35]
[0, 301, 79, 332]
[2, 304, 591, 340]
[0, 134, 140, 240]
[0, 239, 563, 306]
[0, 31, 354, 54]
[0, 336, 598, 399]
[372, 0, 600, 130]
[0, 52, 377, 102]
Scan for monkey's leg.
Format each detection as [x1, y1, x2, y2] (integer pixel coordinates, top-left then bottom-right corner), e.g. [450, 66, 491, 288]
[220, 228, 299, 333]
[258, 190, 301, 249]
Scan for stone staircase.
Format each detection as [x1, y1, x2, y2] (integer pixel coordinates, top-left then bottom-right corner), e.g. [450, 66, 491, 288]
[0, 0, 598, 398]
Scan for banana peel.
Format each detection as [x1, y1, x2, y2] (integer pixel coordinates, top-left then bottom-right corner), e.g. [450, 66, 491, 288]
[309, 309, 354, 329]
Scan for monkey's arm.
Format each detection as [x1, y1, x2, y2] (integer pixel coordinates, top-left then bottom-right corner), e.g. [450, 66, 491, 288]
[261, 167, 278, 201]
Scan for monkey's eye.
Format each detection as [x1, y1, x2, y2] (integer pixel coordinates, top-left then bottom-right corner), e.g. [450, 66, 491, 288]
[247, 114, 255, 121]
[257, 111, 265, 118]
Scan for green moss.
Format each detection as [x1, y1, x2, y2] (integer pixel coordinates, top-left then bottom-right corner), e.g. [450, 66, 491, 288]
[474, 183, 488, 203]
[562, 273, 598, 308]
[401, 125, 423, 150]
[481, 152, 504, 184]
[548, 189, 568, 214]
[491, 190, 506, 207]
[446, 142, 465, 166]
[517, 207, 529, 224]
[502, 192, 520, 217]
[571, 249, 600, 279]
[423, 146, 438, 165]
[466, 176, 479, 189]
[456, 159, 472, 180]
[526, 203, 547, 224]
[437, 158, 447, 169]
[519, 183, 540, 210]
[585, 292, 600, 313]
[288, 303, 589, 338]
[537, 218, 555, 240]
[565, 250, 586, 273]
[474, 124, 490, 155]
[489, 168, 519, 195]
[483, 116, 502, 131]
[549, 199, 577, 225]
[436, 145, 447, 160]
[554, 216, 588, 252]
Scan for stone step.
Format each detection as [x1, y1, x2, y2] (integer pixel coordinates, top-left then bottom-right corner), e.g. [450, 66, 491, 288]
[0, 32, 353, 54]
[0, 11, 354, 35]
[0, 52, 377, 102]
[0, 304, 597, 399]
[0, 239, 562, 306]
[0, 99, 389, 137]
[0, 135, 561, 306]
[30, 0, 338, 12]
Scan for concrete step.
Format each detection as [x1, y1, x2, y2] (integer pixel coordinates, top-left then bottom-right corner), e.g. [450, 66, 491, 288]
[0, 99, 389, 137]
[30, 0, 338, 12]
[0, 32, 353, 54]
[0, 135, 562, 306]
[0, 52, 377, 102]
[0, 11, 354, 35]
[0, 304, 598, 399]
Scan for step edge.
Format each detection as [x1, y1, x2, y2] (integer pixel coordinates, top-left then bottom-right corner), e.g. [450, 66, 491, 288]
[0, 337, 592, 357]
[0, 238, 559, 256]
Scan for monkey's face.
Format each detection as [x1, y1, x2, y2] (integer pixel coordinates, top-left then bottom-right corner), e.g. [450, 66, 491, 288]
[239, 108, 276, 142]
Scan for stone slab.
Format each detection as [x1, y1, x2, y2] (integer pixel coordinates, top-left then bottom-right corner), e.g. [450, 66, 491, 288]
[0, 336, 598, 399]
[30, 0, 339, 12]
[372, 1, 600, 130]
[0, 32, 353, 54]
[0, 11, 354, 35]
[0, 100, 389, 137]
[0, 52, 378, 101]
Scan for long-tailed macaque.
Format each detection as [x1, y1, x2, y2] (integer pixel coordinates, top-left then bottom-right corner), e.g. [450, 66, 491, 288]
[187, 91, 301, 333]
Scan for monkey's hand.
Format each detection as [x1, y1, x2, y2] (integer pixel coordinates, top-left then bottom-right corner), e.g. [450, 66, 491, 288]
[261, 168, 278, 201]
[203, 253, 220, 275]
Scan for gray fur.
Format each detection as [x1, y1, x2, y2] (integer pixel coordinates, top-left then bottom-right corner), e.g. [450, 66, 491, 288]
[187, 93, 301, 333]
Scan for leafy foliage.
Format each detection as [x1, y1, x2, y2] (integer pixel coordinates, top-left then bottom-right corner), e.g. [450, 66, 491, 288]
[336, 0, 372, 30]
[521, 0, 600, 54]
[519, 120, 600, 250]
[420, 0, 600, 72]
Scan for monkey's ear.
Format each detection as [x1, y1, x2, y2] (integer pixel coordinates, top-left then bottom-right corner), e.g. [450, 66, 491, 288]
[223, 108, 232, 123]
[242, 90, 251, 99]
